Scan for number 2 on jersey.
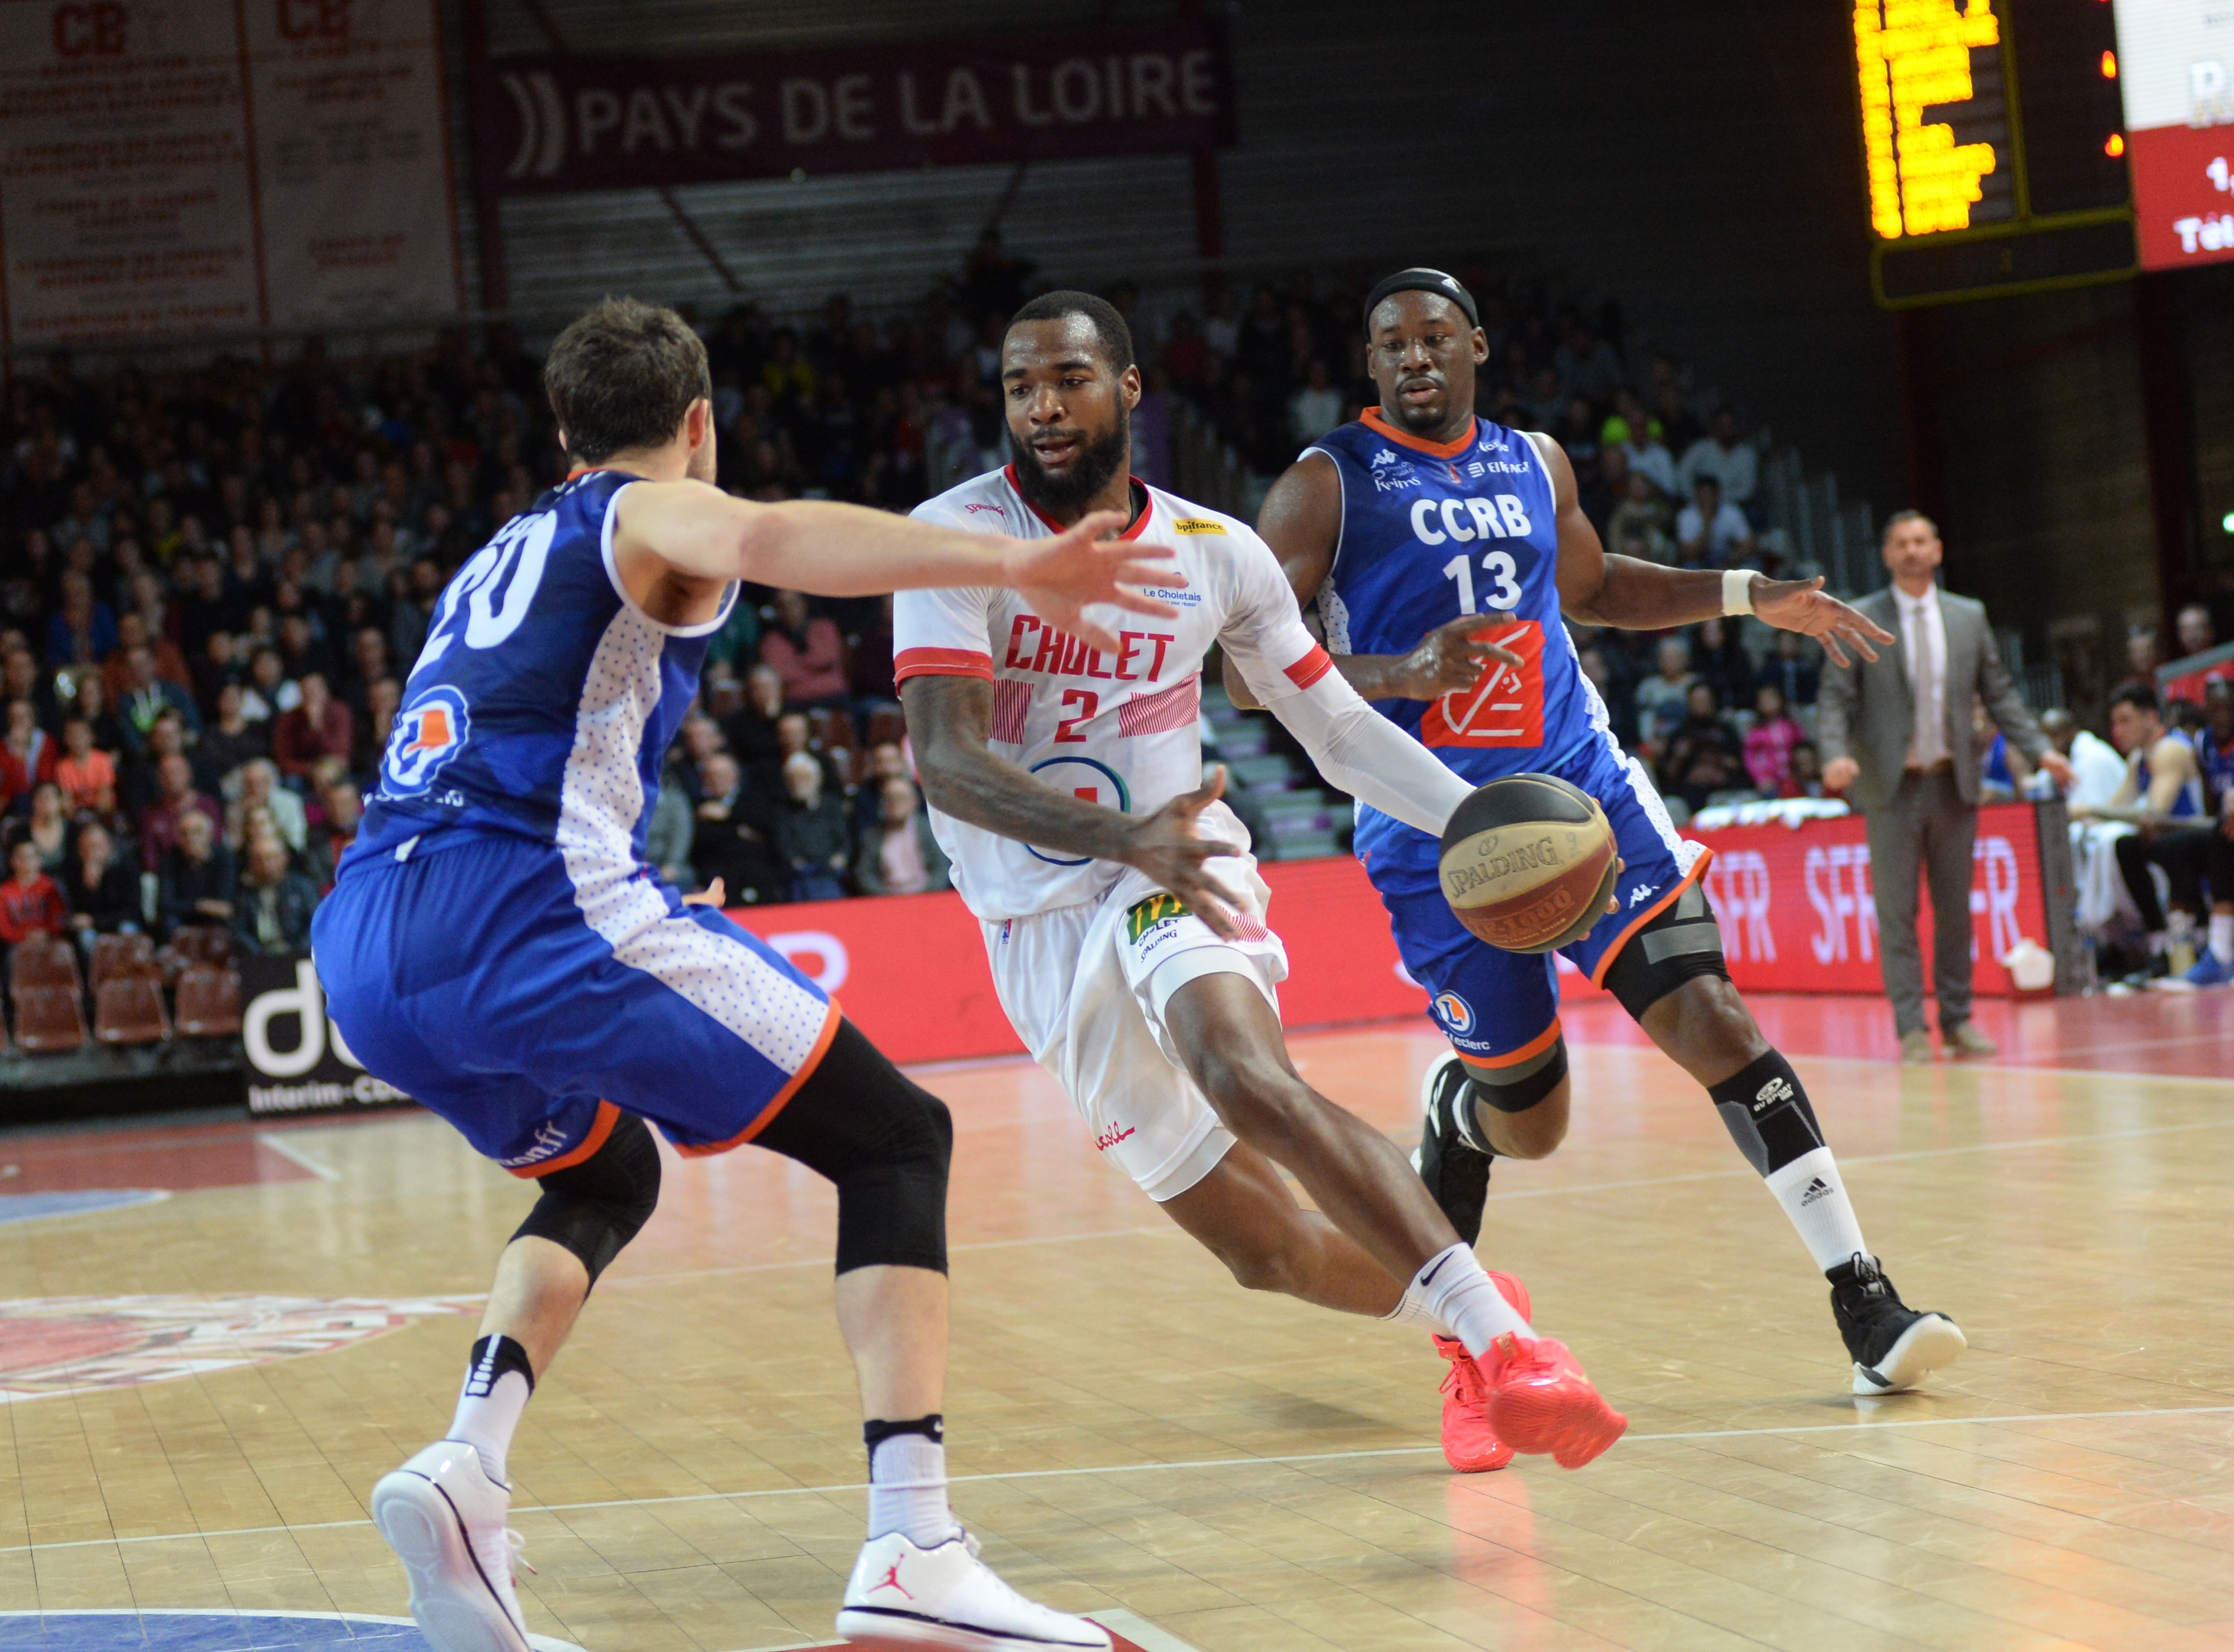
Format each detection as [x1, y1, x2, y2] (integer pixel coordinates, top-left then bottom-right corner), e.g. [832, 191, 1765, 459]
[411, 511, 558, 677]
[1055, 688, 1099, 743]
[1442, 550, 1522, 614]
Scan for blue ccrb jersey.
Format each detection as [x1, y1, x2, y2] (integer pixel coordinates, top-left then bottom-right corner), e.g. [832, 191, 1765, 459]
[351, 468, 734, 868]
[1308, 410, 1616, 867]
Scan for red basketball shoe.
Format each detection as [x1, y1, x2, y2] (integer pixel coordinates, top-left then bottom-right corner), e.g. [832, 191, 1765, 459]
[1433, 1269, 1531, 1472]
[1480, 1332, 1627, 1469]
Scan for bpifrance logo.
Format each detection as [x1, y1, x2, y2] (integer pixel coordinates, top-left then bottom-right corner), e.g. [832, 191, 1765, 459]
[1431, 990, 1475, 1035]
[382, 685, 470, 797]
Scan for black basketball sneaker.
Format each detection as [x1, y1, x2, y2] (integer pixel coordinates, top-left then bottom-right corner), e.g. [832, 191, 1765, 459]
[1829, 1253, 1967, 1394]
[1414, 1051, 1492, 1246]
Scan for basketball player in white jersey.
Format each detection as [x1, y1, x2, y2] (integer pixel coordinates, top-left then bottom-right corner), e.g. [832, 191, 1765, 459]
[895, 291, 1628, 1472]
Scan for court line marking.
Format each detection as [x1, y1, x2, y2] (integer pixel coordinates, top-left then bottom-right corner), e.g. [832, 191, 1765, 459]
[0, 1608, 587, 1651]
[6, 1402, 2228, 1558]
[254, 1134, 341, 1181]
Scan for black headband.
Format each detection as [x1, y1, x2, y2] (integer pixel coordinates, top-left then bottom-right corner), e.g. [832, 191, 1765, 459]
[1363, 268, 1479, 333]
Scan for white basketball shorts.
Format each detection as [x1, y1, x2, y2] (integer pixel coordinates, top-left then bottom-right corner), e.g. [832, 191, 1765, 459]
[983, 823, 1288, 1202]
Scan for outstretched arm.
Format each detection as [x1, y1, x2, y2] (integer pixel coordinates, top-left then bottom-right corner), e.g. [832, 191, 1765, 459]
[1541, 436, 1891, 667]
[611, 483, 1173, 652]
[1255, 669, 1473, 838]
[902, 673, 1251, 935]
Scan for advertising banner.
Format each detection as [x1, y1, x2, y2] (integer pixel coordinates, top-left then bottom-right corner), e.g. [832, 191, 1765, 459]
[2112, 0, 2234, 271]
[0, 0, 462, 350]
[471, 20, 1232, 197]
[240, 953, 411, 1116]
[721, 804, 2069, 1067]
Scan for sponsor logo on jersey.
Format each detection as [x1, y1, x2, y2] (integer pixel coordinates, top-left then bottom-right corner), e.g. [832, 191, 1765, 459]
[381, 684, 471, 797]
[1629, 883, 1658, 906]
[499, 1117, 579, 1169]
[1410, 494, 1533, 543]
[1139, 586, 1203, 607]
[1465, 460, 1532, 477]
[1171, 517, 1226, 536]
[1126, 892, 1191, 944]
[1094, 1124, 1138, 1152]
[1431, 990, 1475, 1035]
[1003, 614, 1181, 680]
[1368, 447, 1419, 492]
[1420, 621, 1545, 749]
[963, 501, 1010, 517]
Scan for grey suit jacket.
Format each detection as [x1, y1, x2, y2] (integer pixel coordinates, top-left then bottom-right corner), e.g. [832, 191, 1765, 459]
[1814, 585, 2048, 813]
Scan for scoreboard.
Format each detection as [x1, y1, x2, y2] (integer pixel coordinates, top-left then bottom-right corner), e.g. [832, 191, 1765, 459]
[1855, 0, 2136, 305]
[2112, 0, 2234, 269]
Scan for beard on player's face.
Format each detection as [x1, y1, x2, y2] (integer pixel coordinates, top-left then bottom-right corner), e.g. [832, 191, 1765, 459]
[1008, 403, 1131, 518]
[1378, 360, 1472, 434]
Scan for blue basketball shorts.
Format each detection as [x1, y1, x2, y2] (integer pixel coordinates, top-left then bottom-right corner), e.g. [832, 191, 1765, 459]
[311, 828, 839, 1176]
[1360, 732, 1712, 1068]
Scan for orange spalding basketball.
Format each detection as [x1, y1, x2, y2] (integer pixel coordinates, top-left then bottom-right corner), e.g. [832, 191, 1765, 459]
[1437, 774, 1620, 954]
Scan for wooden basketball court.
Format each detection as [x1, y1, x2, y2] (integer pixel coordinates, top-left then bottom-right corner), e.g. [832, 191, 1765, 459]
[3, 990, 2230, 1651]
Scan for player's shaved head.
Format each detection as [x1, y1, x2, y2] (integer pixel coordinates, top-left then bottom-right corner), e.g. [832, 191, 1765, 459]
[1365, 288, 1487, 444]
[1009, 290, 1133, 373]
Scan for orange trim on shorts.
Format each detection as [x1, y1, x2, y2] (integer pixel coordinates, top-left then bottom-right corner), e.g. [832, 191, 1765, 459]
[673, 1000, 845, 1159]
[510, 1099, 621, 1179]
[1457, 1016, 1563, 1072]
[1588, 846, 1716, 989]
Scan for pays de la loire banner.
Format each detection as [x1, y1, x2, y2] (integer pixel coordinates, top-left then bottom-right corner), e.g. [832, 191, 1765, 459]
[0, 0, 463, 349]
[473, 21, 1232, 197]
[726, 805, 2066, 1068]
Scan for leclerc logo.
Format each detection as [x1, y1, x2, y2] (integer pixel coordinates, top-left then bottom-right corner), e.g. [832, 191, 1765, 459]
[382, 685, 470, 797]
[1431, 990, 1474, 1035]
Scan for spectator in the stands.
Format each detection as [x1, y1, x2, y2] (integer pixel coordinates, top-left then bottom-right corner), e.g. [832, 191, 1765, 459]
[240, 646, 297, 722]
[0, 698, 58, 810]
[2175, 601, 2218, 663]
[1607, 470, 1674, 563]
[722, 662, 786, 775]
[1757, 629, 1821, 707]
[273, 672, 353, 782]
[1690, 617, 1755, 710]
[759, 589, 849, 709]
[776, 750, 851, 901]
[231, 757, 306, 853]
[1675, 476, 1753, 566]
[118, 644, 201, 755]
[1661, 682, 1750, 813]
[138, 753, 221, 872]
[63, 821, 141, 937]
[307, 778, 360, 889]
[360, 677, 401, 778]
[2039, 708, 2127, 810]
[1286, 358, 1345, 446]
[159, 807, 237, 936]
[1635, 636, 1697, 751]
[230, 833, 320, 956]
[853, 741, 912, 832]
[690, 751, 786, 906]
[0, 838, 70, 950]
[855, 775, 951, 896]
[1743, 683, 1807, 797]
[8, 785, 71, 875]
[199, 683, 268, 787]
[1789, 741, 1827, 798]
[2120, 624, 2160, 693]
[54, 718, 116, 817]
[46, 575, 117, 669]
[1678, 409, 1757, 511]
[645, 776, 695, 890]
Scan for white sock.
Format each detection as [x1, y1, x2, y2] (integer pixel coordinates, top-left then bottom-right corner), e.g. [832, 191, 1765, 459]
[2210, 912, 2233, 965]
[448, 1365, 530, 1486]
[1380, 1278, 1451, 1335]
[1764, 1147, 1870, 1274]
[1412, 1242, 1532, 1359]
[867, 1432, 959, 1546]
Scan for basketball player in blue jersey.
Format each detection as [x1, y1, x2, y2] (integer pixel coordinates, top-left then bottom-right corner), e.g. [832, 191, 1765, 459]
[1235, 270, 1969, 1465]
[313, 299, 1180, 1652]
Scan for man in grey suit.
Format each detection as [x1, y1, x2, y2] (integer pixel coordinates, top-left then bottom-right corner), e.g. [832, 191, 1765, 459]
[1817, 512, 2075, 1063]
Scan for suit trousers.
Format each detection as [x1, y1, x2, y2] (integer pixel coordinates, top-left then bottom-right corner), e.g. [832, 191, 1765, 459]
[1863, 767, 1978, 1036]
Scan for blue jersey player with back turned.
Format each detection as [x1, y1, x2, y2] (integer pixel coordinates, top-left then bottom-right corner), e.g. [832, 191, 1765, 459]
[314, 297, 1178, 1652]
[1229, 269, 1967, 1471]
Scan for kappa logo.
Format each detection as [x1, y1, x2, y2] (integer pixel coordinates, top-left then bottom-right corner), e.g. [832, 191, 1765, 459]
[1753, 1076, 1796, 1112]
[1630, 883, 1658, 906]
[381, 684, 470, 797]
[1431, 990, 1475, 1035]
[1372, 448, 1400, 467]
[1798, 1175, 1833, 1207]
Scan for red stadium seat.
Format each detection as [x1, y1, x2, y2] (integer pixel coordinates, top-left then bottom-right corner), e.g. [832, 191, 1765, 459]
[14, 984, 87, 1053]
[174, 965, 244, 1038]
[90, 933, 155, 991]
[94, 972, 169, 1047]
[11, 934, 81, 996]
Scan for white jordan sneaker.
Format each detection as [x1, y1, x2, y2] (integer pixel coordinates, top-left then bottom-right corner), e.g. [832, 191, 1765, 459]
[835, 1529, 1111, 1651]
[371, 1440, 533, 1652]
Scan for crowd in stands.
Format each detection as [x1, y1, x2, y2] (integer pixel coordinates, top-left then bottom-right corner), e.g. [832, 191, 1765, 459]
[5, 244, 2212, 963]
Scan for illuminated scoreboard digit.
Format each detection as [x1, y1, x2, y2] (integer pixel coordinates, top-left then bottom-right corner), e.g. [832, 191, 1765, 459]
[1854, 0, 2136, 305]
[1856, 0, 2016, 237]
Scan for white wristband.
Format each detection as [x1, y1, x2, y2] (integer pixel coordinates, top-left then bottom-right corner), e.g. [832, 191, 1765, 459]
[1721, 568, 1758, 617]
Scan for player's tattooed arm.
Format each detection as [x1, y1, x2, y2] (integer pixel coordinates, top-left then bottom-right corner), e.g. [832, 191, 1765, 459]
[1538, 435, 1891, 666]
[904, 676, 1247, 936]
[1224, 454, 1521, 710]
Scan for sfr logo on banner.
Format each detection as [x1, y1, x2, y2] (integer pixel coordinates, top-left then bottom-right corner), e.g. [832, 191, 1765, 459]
[240, 956, 413, 1118]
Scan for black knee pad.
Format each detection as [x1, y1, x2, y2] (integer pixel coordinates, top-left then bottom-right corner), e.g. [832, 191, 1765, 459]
[753, 1019, 952, 1275]
[1464, 1036, 1568, 1116]
[514, 1111, 661, 1287]
[1707, 1049, 1824, 1176]
[1603, 882, 1730, 1021]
